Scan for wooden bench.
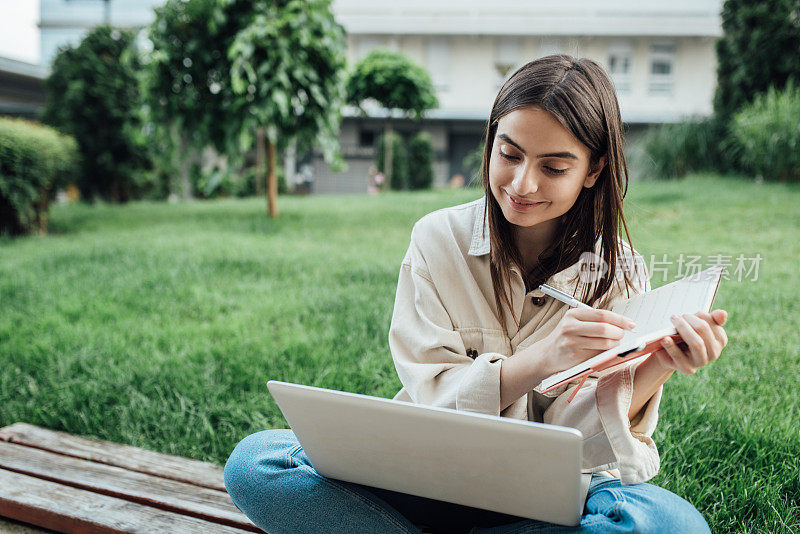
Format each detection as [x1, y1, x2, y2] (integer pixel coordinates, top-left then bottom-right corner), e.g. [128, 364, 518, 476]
[0, 423, 264, 533]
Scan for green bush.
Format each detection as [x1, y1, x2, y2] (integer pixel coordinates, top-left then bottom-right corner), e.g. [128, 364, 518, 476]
[640, 116, 728, 179]
[728, 82, 800, 182]
[376, 131, 408, 190]
[407, 131, 434, 190]
[0, 117, 79, 236]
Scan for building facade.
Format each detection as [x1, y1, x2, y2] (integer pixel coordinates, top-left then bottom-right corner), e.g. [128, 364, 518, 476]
[39, 0, 723, 193]
[0, 57, 48, 118]
[40, 0, 161, 66]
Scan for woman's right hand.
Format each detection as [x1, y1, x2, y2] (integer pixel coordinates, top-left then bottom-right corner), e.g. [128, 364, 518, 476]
[539, 307, 637, 376]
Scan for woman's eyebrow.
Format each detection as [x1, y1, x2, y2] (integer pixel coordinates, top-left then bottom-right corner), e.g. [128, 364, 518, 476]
[497, 133, 578, 160]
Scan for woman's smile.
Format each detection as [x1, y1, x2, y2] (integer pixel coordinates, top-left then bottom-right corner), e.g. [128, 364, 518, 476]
[505, 190, 547, 211]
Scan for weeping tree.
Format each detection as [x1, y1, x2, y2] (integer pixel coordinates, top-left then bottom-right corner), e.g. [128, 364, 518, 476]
[345, 49, 438, 190]
[147, 0, 347, 216]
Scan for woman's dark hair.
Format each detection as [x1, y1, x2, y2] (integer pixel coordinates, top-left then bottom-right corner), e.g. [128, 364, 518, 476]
[479, 54, 643, 334]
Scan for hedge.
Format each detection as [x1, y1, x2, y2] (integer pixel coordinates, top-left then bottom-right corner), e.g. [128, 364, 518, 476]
[0, 117, 79, 236]
[407, 131, 434, 190]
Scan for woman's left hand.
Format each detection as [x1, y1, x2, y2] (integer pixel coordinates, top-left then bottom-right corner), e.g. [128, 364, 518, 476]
[651, 309, 729, 375]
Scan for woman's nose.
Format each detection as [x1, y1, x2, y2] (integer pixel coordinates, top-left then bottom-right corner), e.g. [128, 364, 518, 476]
[511, 166, 539, 195]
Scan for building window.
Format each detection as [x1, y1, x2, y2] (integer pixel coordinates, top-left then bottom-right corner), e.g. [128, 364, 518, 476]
[495, 37, 523, 90]
[608, 41, 633, 95]
[358, 129, 375, 148]
[649, 42, 676, 96]
[426, 36, 451, 93]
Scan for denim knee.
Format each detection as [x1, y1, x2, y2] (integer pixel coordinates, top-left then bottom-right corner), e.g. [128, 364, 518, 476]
[223, 428, 296, 511]
[648, 487, 710, 534]
[585, 479, 710, 534]
[223, 429, 421, 534]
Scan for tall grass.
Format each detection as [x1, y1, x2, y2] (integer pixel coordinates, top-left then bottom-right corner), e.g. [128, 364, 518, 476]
[729, 82, 800, 182]
[639, 116, 729, 179]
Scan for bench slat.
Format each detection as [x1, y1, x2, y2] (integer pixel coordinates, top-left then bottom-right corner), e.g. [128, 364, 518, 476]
[0, 469, 259, 534]
[0, 423, 225, 491]
[0, 441, 260, 532]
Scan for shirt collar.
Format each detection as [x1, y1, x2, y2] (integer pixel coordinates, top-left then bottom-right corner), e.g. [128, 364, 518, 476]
[468, 196, 491, 256]
[467, 196, 587, 295]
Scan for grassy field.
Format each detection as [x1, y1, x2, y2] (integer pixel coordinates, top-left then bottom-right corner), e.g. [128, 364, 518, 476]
[1, 174, 798, 532]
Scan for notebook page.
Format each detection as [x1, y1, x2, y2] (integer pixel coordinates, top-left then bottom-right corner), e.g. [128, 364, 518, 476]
[612, 266, 723, 347]
[538, 266, 723, 391]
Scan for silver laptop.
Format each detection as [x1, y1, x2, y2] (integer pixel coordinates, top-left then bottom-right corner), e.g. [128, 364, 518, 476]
[267, 380, 592, 527]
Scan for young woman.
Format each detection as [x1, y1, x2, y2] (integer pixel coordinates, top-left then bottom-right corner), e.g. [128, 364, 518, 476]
[224, 55, 729, 533]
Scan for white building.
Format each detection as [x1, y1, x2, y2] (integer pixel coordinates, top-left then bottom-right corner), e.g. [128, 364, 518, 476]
[39, 0, 723, 192]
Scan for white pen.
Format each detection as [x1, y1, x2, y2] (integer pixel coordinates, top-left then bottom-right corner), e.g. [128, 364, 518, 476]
[539, 283, 646, 356]
[537, 283, 594, 309]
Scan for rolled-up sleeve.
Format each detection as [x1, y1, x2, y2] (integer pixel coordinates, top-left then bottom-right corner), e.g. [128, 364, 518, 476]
[542, 250, 662, 485]
[388, 247, 508, 417]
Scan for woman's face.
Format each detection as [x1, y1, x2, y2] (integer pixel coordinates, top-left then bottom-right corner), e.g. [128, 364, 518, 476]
[488, 106, 604, 232]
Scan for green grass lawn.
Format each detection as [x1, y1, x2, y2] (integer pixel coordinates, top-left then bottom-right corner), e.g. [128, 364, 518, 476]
[1, 174, 798, 532]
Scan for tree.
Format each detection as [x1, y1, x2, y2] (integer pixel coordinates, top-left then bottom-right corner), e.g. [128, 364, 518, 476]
[146, 0, 241, 200]
[228, 0, 348, 217]
[346, 49, 438, 190]
[713, 0, 800, 120]
[147, 0, 348, 217]
[42, 26, 149, 202]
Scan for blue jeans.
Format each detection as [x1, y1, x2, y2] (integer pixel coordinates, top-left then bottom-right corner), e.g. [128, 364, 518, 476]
[224, 429, 711, 534]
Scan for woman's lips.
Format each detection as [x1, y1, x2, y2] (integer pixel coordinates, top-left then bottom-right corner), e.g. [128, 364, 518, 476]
[506, 191, 546, 211]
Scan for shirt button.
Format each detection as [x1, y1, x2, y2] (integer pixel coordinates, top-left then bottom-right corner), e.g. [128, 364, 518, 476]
[466, 348, 478, 359]
[531, 296, 547, 306]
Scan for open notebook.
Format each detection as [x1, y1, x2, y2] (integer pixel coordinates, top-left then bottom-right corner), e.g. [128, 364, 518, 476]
[538, 265, 725, 400]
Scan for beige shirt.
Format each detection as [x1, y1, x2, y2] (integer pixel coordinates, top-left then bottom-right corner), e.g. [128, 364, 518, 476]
[389, 197, 661, 485]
